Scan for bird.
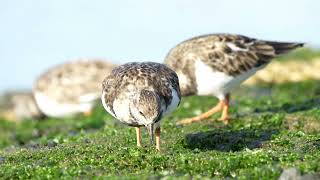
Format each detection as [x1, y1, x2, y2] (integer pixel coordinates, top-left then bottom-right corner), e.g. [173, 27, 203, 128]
[101, 62, 181, 151]
[7, 91, 45, 121]
[2, 91, 44, 121]
[33, 59, 116, 118]
[164, 33, 303, 125]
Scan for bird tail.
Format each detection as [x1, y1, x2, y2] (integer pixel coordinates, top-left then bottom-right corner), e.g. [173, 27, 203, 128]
[266, 41, 304, 55]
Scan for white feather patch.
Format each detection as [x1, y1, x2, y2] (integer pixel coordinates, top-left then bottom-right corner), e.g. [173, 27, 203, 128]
[163, 86, 180, 115]
[194, 60, 262, 99]
[79, 93, 99, 103]
[227, 42, 248, 52]
[101, 91, 116, 118]
[112, 97, 132, 122]
[101, 91, 132, 124]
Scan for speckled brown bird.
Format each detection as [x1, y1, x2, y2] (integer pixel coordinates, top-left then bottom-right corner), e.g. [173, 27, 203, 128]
[164, 33, 303, 125]
[33, 59, 116, 118]
[101, 62, 181, 150]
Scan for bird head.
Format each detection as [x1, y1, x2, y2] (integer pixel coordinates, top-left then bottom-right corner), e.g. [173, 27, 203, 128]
[129, 89, 162, 144]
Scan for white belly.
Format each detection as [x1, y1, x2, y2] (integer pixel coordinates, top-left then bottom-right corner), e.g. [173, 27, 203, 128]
[162, 87, 180, 116]
[101, 91, 133, 124]
[34, 92, 93, 118]
[194, 60, 262, 99]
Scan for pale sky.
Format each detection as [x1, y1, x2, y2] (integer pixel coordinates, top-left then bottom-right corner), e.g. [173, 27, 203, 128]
[0, 0, 319, 92]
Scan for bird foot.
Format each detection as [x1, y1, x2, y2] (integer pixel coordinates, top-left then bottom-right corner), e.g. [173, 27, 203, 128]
[176, 117, 202, 125]
[218, 117, 230, 124]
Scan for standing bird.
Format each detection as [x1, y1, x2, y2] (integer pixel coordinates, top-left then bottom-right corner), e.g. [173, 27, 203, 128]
[101, 62, 181, 151]
[33, 59, 116, 118]
[164, 34, 303, 125]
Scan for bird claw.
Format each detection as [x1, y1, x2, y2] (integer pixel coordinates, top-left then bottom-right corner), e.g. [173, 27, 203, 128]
[177, 116, 230, 126]
[176, 118, 197, 125]
[218, 117, 230, 124]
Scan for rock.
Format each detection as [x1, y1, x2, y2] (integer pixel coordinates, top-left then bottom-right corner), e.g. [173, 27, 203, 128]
[25, 141, 40, 150]
[279, 168, 301, 180]
[279, 167, 320, 180]
[83, 138, 91, 144]
[47, 140, 58, 148]
[301, 173, 320, 180]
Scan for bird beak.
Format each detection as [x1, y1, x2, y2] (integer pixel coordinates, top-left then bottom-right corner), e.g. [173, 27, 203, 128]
[146, 123, 154, 145]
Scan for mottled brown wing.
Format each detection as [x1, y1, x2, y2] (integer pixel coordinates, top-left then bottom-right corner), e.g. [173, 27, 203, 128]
[34, 60, 116, 103]
[126, 62, 181, 108]
[152, 63, 181, 108]
[167, 34, 303, 76]
[201, 34, 303, 76]
[102, 63, 131, 115]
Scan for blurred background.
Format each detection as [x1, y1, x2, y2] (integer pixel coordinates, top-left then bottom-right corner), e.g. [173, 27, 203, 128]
[0, 0, 319, 121]
[0, 0, 319, 92]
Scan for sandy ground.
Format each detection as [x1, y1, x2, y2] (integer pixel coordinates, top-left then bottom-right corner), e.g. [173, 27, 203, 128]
[244, 59, 320, 85]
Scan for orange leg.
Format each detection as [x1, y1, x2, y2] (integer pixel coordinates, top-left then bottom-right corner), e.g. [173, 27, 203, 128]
[219, 94, 230, 124]
[176, 94, 231, 125]
[155, 127, 161, 151]
[135, 127, 141, 147]
[176, 100, 223, 125]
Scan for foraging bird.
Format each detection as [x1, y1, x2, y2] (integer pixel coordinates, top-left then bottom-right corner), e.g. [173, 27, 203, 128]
[1, 91, 44, 121]
[101, 62, 181, 150]
[164, 33, 303, 125]
[33, 59, 116, 118]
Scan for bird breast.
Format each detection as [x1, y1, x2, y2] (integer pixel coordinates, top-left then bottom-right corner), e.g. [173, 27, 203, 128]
[101, 90, 137, 125]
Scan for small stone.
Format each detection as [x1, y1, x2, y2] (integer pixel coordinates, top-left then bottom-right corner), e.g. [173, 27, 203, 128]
[47, 140, 58, 148]
[301, 173, 320, 180]
[68, 131, 78, 136]
[26, 142, 40, 150]
[279, 168, 301, 180]
[83, 138, 91, 144]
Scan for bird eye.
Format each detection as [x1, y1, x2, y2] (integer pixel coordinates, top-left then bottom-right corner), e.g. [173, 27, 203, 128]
[139, 111, 143, 115]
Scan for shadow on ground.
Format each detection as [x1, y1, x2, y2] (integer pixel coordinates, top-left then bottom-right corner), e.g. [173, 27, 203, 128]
[184, 128, 279, 152]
